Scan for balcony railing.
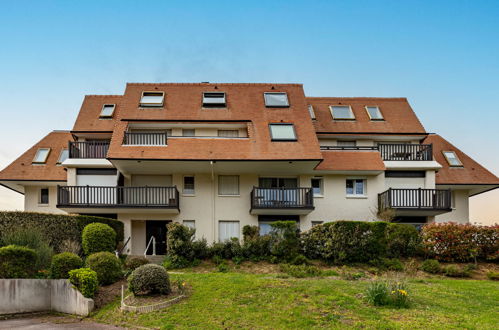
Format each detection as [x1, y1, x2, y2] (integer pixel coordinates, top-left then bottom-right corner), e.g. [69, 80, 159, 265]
[251, 187, 314, 210]
[57, 186, 179, 209]
[378, 144, 433, 161]
[69, 141, 110, 159]
[378, 188, 451, 211]
[123, 132, 167, 146]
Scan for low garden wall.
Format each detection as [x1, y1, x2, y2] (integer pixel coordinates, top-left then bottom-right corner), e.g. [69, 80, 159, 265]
[0, 279, 94, 316]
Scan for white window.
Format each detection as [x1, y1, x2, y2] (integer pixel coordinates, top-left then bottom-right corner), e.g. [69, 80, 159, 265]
[219, 221, 240, 241]
[203, 92, 226, 107]
[311, 178, 323, 196]
[57, 149, 69, 164]
[269, 124, 297, 141]
[183, 220, 196, 229]
[366, 106, 383, 120]
[218, 175, 239, 195]
[33, 148, 51, 164]
[311, 221, 323, 227]
[100, 104, 115, 118]
[218, 130, 239, 138]
[443, 151, 462, 167]
[39, 188, 49, 204]
[330, 105, 355, 120]
[337, 141, 357, 147]
[183, 176, 195, 195]
[182, 129, 195, 137]
[140, 91, 164, 107]
[346, 179, 366, 196]
[264, 92, 289, 107]
[308, 105, 316, 119]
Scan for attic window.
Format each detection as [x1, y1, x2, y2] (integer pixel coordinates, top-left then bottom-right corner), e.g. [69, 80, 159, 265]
[308, 105, 316, 119]
[203, 92, 226, 107]
[264, 92, 289, 107]
[57, 149, 69, 164]
[33, 148, 50, 164]
[330, 106, 355, 120]
[269, 123, 297, 141]
[443, 151, 463, 167]
[140, 91, 164, 107]
[100, 104, 115, 118]
[366, 106, 384, 120]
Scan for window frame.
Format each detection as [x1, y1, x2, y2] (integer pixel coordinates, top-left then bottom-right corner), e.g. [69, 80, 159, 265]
[268, 123, 297, 142]
[308, 105, 316, 120]
[217, 130, 239, 138]
[345, 178, 367, 197]
[202, 92, 226, 108]
[442, 151, 463, 167]
[57, 149, 69, 165]
[139, 91, 165, 108]
[365, 106, 384, 121]
[311, 177, 324, 197]
[182, 129, 195, 137]
[264, 92, 290, 108]
[99, 104, 116, 118]
[330, 105, 355, 120]
[32, 148, 51, 164]
[183, 220, 196, 229]
[39, 188, 49, 205]
[183, 175, 195, 195]
[218, 175, 240, 196]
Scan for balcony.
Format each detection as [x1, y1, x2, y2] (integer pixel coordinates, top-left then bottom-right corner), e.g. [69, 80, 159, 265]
[123, 132, 167, 146]
[69, 141, 110, 159]
[57, 186, 179, 213]
[378, 188, 451, 216]
[250, 187, 314, 215]
[378, 144, 433, 161]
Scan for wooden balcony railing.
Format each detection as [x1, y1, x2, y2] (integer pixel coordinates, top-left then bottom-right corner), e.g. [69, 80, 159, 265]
[378, 144, 433, 161]
[57, 186, 179, 209]
[69, 141, 110, 159]
[378, 188, 451, 211]
[251, 187, 314, 210]
[123, 132, 167, 146]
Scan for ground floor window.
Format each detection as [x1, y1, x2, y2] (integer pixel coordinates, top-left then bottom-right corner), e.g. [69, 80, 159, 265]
[39, 188, 49, 204]
[258, 215, 299, 235]
[346, 179, 366, 196]
[219, 221, 240, 242]
[311, 220, 323, 227]
[183, 220, 195, 229]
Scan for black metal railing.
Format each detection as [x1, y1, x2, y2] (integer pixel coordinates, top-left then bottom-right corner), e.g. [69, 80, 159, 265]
[378, 144, 433, 161]
[57, 186, 179, 209]
[378, 188, 451, 211]
[69, 141, 110, 159]
[251, 187, 314, 209]
[123, 132, 167, 146]
[320, 146, 379, 151]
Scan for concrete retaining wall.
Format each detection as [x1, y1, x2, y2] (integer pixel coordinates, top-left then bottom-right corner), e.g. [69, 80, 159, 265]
[0, 279, 94, 316]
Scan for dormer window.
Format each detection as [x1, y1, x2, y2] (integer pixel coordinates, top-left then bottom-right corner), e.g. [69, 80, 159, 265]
[33, 148, 50, 164]
[269, 123, 297, 141]
[443, 151, 463, 167]
[100, 104, 115, 118]
[308, 105, 316, 120]
[330, 106, 355, 120]
[57, 149, 69, 164]
[140, 91, 164, 107]
[203, 92, 226, 107]
[264, 92, 289, 108]
[366, 106, 384, 120]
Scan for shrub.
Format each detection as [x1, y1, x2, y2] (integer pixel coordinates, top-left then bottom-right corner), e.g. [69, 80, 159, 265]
[0, 245, 37, 278]
[209, 238, 243, 260]
[421, 259, 441, 274]
[385, 223, 420, 258]
[217, 261, 229, 273]
[59, 239, 82, 255]
[378, 258, 404, 272]
[242, 225, 259, 241]
[82, 223, 116, 255]
[421, 222, 498, 262]
[241, 234, 272, 261]
[163, 255, 192, 270]
[128, 264, 170, 295]
[486, 271, 499, 281]
[192, 238, 209, 260]
[68, 268, 98, 298]
[50, 252, 83, 279]
[279, 264, 322, 278]
[289, 254, 310, 265]
[124, 256, 150, 271]
[443, 265, 471, 278]
[269, 221, 301, 262]
[86, 252, 122, 285]
[365, 280, 410, 308]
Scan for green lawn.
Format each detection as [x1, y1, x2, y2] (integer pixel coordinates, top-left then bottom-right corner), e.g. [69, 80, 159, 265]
[92, 272, 499, 329]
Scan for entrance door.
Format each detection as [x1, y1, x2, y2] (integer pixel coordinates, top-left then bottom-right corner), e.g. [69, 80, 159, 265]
[145, 220, 170, 255]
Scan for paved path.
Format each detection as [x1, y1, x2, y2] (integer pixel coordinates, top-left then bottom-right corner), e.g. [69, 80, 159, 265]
[0, 315, 124, 329]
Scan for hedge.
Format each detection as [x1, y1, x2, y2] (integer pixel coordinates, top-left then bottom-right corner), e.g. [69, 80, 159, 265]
[82, 223, 116, 255]
[0, 245, 38, 278]
[0, 212, 123, 252]
[50, 252, 83, 279]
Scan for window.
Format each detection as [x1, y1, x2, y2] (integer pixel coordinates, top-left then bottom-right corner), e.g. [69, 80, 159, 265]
[183, 220, 196, 229]
[139, 91, 164, 107]
[57, 149, 69, 164]
[311, 178, 323, 196]
[451, 191, 456, 209]
[330, 105, 355, 120]
[311, 221, 323, 227]
[100, 104, 115, 118]
[218, 175, 239, 195]
[337, 141, 357, 147]
[258, 221, 273, 236]
[218, 130, 239, 138]
[269, 124, 297, 141]
[308, 105, 316, 119]
[39, 188, 49, 204]
[32, 148, 50, 164]
[182, 129, 195, 137]
[264, 92, 289, 107]
[365, 106, 384, 120]
[443, 151, 462, 167]
[203, 92, 226, 107]
[219, 221, 240, 241]
[183, 176, 195, 195]
[166, 129, 172, 137]
[346, 179, 366, 196]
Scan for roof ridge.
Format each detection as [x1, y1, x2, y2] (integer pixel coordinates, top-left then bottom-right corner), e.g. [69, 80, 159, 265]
[306, 96, 408, 100]
[125, 82, 303, 87]
[85, 95, 123, 98]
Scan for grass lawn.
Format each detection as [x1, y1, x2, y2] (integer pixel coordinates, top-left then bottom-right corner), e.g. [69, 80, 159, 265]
[91, 271, 499, 329]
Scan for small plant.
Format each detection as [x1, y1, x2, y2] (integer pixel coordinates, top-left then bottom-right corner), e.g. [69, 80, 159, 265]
[85, 251, 122, 285]
[486, 271, 499, 281]
[163, 255, 192, 270]
[0, 245, 37, 278]
[128, 264, 171, 296]
[365, 280, 410, 308]
[124, 256, 150, 271]
[82, 223, 116, 255]
[340, 267, 365, 280]
[384, 258, 404, 271]
[443, 265, 471, 278]
[217, 261, 229, 273]
[289, 254, 310, 265]
[421, 259, 441, 274]
[232, 256, 245, 265]
[212, 255, 223, 265]
[173, 277, 188, 294]
[279, 264, 322, 278]
[50, 252, 83, 279]
[69, 268, 98, 298]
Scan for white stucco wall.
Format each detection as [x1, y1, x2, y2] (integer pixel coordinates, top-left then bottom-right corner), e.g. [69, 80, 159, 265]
[435, 189, 470, 223]
[24, 186, 66, 214]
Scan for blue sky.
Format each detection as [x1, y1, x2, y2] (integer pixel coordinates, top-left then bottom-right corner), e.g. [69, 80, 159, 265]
[0, 0, 498, 221]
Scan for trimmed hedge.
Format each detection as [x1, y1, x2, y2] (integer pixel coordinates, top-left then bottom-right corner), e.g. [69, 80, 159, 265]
[82, 223, 116, 255]
[385, 223, 421, 258]
[50, 252, 83, 279]
[128, 264, 171, 295]
[69, 268, 99, 298]
[0, 245, 38, 278]
[86, 252, 123, 285]
[0, 212, 123, 253]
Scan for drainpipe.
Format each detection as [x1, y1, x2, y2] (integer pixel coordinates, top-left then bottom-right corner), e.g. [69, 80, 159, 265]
[210, 161, 216, 243]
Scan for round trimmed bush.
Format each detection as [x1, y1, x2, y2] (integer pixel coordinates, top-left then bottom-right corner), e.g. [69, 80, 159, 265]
[128, 264, 171, 295]
[82, 223, 116, 255]
[0, 245, 37, 278]
[69, 268, 98, 298]
[50, 252, 83, 279]
[86, 251, 122, 285]
[124, 256, 150, 271]
[421, 259, 441, 274]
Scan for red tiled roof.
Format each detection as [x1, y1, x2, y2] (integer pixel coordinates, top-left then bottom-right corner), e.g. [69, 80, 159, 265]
[315, 151, 385, 171]
[72, 95, 123, 132]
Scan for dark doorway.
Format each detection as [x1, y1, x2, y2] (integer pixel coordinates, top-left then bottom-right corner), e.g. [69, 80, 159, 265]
[146, 220, 170, 255]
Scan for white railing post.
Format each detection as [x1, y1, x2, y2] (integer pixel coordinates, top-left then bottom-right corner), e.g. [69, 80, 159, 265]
[152, 236, 156, 256]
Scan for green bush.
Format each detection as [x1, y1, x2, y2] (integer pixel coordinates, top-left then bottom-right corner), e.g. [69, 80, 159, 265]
[192, 238, 210, 260]
[365, 280, 410, 308]
[289, 254, 310, 265]
[0, 227, 53, 271]
[69, 268, 98, 298]
[209, 238, 243, 260]
[0, 211, 123, 253]
[385, 223, 420, 258]
[124, 256, 149, 271]
[165, 223, 208, 268]
[268, 221, 301, 262]
[217, 261, 229, 272]
[375, 258, 404, 271]
[162, 255, 193, 270]
[242, 225, 259, 241]
[486, 271, 499, 281]
[129, 264, 170, 295]
[279, 264, 322, 278]
[0, 245, 37, 278]
[82, 223, 116, 255]
[86, 252, 122, 285]
[50, 252, 83, 279]
[443, 265, 471, 278]
[241, 235, 272, 261]
[421, 259, 441, 274]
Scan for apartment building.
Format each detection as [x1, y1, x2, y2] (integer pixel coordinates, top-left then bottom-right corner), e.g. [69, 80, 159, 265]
[1, 83, 498, 256]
